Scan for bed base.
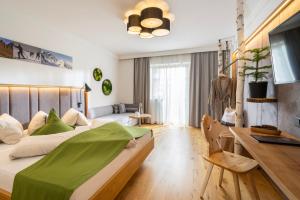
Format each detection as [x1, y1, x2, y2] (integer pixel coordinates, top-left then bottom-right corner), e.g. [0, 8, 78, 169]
[0, 189, 10, 200]
[0, 137, 154, 200]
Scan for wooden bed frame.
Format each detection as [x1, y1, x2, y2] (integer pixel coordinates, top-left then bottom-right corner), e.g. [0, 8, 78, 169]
[0, 84, 155, 200]
[0, 137, 154, 200]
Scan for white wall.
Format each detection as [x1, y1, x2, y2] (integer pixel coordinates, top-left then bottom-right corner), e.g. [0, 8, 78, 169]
[119, 44, 219, 59]
[244, 0, 283, 37]
[117, 59, 134, 104]
[0, 8, 119, 109]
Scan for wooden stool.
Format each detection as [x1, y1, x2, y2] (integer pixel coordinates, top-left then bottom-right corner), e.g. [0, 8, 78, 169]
[200, 115, 259, 200]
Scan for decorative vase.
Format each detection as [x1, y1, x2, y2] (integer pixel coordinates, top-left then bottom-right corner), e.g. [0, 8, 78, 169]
[249, 81, 268, 98]
[139, 102, 143, 114]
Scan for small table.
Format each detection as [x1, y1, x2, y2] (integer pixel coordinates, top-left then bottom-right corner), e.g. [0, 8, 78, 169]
[129, 114, 151, 126]
[230, 127, 300, 199]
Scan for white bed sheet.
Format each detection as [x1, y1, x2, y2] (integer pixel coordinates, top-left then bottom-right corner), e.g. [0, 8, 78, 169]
[0, 132, 152, 200]
[0, 143, 14, 152]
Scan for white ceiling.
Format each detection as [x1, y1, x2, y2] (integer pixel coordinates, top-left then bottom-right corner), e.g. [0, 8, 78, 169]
[4, 0, 236, 57]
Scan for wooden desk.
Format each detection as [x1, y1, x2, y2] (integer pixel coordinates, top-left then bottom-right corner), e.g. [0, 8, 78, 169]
[230, 127, 300, 200]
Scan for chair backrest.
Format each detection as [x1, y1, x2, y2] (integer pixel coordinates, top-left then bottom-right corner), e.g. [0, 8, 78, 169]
[200, 115, 224, 157]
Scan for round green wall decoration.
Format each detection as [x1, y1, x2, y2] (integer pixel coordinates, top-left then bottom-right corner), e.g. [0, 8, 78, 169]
[102, 79, 112, 95]
[93, 68, 102, 81]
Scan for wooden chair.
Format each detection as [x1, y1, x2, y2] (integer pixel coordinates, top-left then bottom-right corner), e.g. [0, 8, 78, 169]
[219, 127, 235, 153]
[200, 115, 259, 200]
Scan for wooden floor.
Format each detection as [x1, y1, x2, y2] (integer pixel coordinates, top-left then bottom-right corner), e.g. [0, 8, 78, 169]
[116, 126, 282, 200]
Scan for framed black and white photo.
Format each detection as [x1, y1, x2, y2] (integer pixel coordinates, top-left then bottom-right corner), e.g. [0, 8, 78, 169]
[0, 36, 73, 70]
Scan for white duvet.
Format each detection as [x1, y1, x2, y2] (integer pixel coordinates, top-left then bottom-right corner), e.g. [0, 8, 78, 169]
[0, 129, 151, 199]
[9, 126, 90, 160]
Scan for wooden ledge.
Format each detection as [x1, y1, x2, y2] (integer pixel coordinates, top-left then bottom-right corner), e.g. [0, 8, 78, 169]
[247, 98, 278, 103]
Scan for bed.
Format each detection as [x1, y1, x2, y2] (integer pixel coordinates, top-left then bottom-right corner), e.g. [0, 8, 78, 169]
[0, 85, 154, 200]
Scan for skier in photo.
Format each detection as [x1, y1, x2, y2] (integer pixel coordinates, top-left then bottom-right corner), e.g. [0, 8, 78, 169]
[36, 52, 41, 61]
[14, 44, 26, 59]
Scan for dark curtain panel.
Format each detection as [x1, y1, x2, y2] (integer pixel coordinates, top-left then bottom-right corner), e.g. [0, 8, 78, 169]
[133, 57, 150, 114]
[189, 51, 218, 127]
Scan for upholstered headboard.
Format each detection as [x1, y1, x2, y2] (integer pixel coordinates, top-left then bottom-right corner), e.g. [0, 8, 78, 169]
[0, 85, 84, 127]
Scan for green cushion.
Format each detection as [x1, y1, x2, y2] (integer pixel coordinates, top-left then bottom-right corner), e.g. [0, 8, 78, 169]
[31, 108, 74, 136]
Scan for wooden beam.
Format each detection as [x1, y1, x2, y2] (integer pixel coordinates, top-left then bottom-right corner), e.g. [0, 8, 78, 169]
[245, 0, 295, 46]
[84, 91, 89, 116]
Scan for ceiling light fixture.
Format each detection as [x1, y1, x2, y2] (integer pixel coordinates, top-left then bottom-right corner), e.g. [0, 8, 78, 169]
[140, 27, 154, 39]
[140, 7, 163, 28]
[127, 14, 142, 34]
[124, 0, 175, 39]
[152, 18, 170, 36]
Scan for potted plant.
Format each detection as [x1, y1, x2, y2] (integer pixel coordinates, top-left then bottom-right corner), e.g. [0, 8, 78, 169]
[242, 47, 272, 98]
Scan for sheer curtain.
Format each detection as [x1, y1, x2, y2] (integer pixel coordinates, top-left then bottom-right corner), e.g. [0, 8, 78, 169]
[149, 54, 191, 126]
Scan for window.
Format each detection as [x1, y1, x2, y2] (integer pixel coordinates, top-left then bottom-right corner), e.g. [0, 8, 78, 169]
[150, 54, 191, 126]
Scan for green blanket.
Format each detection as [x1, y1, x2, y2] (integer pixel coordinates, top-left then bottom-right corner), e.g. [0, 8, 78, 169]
[124, 126, 150, 138]
[11, 122, 149, 200]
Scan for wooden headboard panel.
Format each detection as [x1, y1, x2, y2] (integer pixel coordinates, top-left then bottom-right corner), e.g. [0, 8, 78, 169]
[0, 85, 84, 127]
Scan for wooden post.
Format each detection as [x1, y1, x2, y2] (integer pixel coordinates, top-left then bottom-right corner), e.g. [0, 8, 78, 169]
[218, 39, 223, 75]
[235, 0, 245, 154]
[84, 92, 89, 117]
[231, 51, 238, 81]
[225, 41, 230, 75]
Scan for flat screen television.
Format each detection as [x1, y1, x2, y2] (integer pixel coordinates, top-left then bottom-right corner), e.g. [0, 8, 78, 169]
[269, 11, 300, 84]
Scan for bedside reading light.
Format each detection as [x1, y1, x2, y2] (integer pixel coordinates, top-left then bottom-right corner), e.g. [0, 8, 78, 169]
[296, 115, 300, 128]
[84, 83, 92, 92]
[77, 83, 92, 115]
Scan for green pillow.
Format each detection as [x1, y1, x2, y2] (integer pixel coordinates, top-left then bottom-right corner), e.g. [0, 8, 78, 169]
[31, 108, 74, 136]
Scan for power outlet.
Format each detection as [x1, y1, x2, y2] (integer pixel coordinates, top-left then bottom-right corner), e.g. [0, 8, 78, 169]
[296, 116, 300, 128]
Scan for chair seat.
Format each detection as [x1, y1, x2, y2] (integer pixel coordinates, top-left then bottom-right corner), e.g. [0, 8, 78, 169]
[204, 151, 258, 173]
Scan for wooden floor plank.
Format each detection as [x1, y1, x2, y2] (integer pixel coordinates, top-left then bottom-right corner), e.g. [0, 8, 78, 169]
[116, 126, 282, 200]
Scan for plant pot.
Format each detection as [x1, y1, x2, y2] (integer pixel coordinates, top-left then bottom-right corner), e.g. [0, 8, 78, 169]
[249, 81, 268, 98]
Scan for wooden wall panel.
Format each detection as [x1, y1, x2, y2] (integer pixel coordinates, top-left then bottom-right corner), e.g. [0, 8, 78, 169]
[246, 0, 299, 49]
[243, 0, 300, 136]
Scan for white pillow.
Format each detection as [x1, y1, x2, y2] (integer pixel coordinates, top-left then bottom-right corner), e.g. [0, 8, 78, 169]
[0, 114, 23, 144]
[23, 129, 29, 136]
[62, 108, 79, 126]
[27, 111, 48, 135]
[77, 112, 89, 126]
[9, 129, 79, 160]
[9, 127, 91, 159]
[91, 118, 115, 129]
